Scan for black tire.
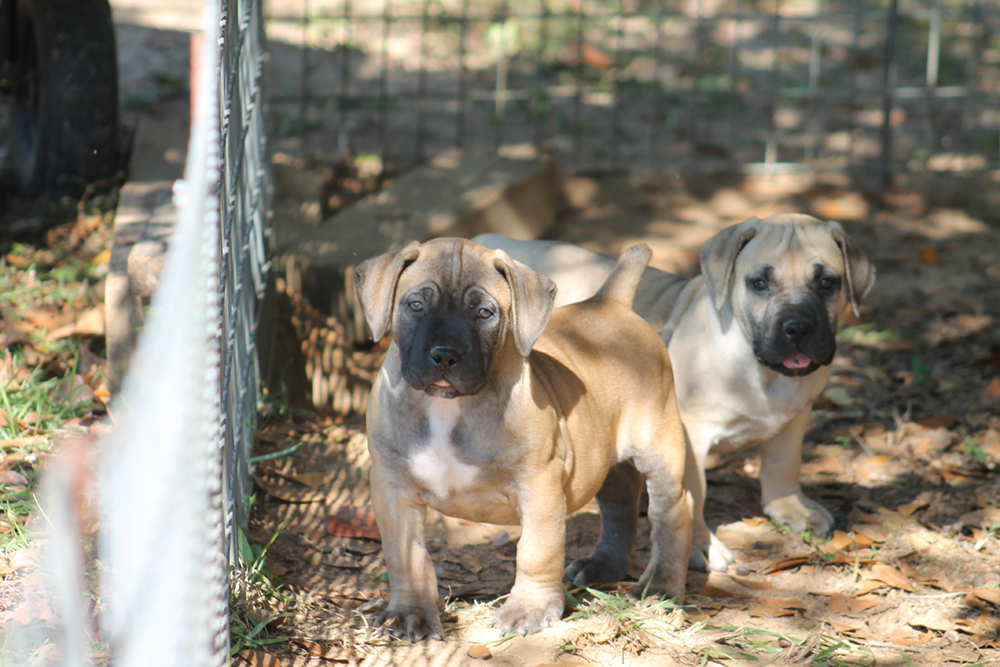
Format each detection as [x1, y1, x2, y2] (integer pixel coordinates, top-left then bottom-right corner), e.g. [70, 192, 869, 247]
[10, 0, 119, 199]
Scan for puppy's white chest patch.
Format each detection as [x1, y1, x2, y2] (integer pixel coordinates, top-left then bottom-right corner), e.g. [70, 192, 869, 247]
[410, 399, 478, 498]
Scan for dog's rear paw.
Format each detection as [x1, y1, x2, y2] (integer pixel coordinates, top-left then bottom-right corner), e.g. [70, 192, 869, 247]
[376, 607, 444, 642]
[689, 532, 735, 572]
[764, 492, 834, 536]
[564, 555, 629, 587]
[492, 595, 562, 636]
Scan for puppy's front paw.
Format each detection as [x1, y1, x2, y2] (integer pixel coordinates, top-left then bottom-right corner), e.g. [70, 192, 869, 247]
[376, 605, 444, 642]
[492, 593, 563, 636]
[688, 532, 735, 572]
[564, 554, 629, 587]
[764, 492, 834, 535]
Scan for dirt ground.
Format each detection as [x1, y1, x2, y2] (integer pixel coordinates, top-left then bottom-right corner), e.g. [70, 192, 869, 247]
[239, 167, 1000, 667]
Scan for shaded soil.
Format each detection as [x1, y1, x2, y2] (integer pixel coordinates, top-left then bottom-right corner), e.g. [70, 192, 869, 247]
[240, 168, 1000, 667]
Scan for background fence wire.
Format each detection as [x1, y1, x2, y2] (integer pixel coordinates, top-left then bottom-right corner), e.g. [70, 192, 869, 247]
[266, 0, 999, 182]
[8, 1, 271, 664]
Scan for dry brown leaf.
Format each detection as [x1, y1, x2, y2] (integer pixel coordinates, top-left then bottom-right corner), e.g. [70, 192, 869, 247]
[897, 500, 929, 516]
[958, 507, 1000, 528]
[850, 524, 887, 543]
[908, 615, 958, 633]
[869, 562, 914, 591]
[763, 554, 811, 574]
[467, 644, 492, 660]
[822, 531, 858, 552]
[20, 307, 72, 330]
[987, 378, 1000, 400]
[325, 504, 381, 540]
[495, 549, 515, 562]
[75, 307, 105, 335]
[580, 42, 613, 70]
[748, 603, 795, 618]
[727, 574, 772, 590]
[978, 430, 1000, 460]
[854, 454, 894, 480]
[848, 595, 882, 613]
[918, 246, 941, 266]
[741, 516, 768, 527]
[684, 609, 715, 622]
[237, 650, 287, 666]
[8, 550, 34, 572]
[458, 553, 483, 574]
[697, 585, 746, 599]
[800, 455, 845, 476]
[915, 415, 956, 429]
[828, 594, 851, 614]
[292, 640, 355, 662]
[828, 619, 863, 634]
[971, 588, 1000, 606]
[854, 579, 884, 595]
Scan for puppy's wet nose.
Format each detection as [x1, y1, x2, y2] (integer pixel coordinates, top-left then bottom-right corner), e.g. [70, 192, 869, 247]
[430, 346, 461, 368]
[782, 320, 813, 341]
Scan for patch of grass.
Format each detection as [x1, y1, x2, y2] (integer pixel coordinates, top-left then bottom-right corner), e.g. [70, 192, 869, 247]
[0, 192, 116, 612]
[707, 625, 876, 666]
[837, 323, 911, 348]
[229, 522, 295, 655]
[565, 586, 688, 653]
[961, 438, 988, 465]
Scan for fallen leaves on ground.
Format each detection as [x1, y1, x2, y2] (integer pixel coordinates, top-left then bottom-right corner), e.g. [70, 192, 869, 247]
[324, 504, 381, 540]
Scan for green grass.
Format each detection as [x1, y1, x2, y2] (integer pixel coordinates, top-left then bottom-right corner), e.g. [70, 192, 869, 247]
[229, 522, 295, 655]
[0, 193, 116, 607]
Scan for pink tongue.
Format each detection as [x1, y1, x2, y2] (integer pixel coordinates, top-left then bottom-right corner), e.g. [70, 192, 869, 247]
[782, 353, 812, 369]
[434, 380, 451, 387]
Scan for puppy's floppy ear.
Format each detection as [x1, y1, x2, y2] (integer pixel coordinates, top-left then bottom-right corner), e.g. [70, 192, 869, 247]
[492, 250, 557, 357]
[700, 217, 761, 310]
[354, 241, 422, 342]
[828, 221, 875, 318]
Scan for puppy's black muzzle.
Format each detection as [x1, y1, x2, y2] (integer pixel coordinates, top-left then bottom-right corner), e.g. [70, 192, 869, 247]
[754, 304, 836, 378]
[398, 311, 491, 397]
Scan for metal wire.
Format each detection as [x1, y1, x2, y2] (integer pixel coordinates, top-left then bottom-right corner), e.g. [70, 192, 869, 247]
[269, 0, 999, 180]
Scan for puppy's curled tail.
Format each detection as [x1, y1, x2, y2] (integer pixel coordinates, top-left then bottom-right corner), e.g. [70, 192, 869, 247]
[593, 243, 652, 309]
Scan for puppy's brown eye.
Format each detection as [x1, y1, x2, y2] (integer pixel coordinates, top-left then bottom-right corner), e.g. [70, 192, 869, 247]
[819, 277, 835, 289]
[751, 278, 767, 291]
[477, 307, 494, 319]
[408, 300, 424, 312]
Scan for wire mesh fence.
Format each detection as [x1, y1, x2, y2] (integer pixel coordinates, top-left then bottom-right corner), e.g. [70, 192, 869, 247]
[266, 0, 1000, 182]
[7, 1, 271, 664]
[220, 0, 274, 578]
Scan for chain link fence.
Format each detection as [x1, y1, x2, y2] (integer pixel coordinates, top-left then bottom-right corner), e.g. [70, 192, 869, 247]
[8, 0, 271, 664]
[266, 0, 999, 183]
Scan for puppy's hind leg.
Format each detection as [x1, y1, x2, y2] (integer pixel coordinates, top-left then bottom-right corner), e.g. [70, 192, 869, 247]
[631, 418, 693, 600]
[564, 461, 642, 587]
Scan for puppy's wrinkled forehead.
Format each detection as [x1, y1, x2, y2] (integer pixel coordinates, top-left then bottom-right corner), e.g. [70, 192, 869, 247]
[396, 239, 512, 307]
[740, 220, 845, 279]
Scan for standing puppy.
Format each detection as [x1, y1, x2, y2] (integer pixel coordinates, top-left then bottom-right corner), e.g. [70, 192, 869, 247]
[477, 214, 875, 571]
[356, 238, 691, 641]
